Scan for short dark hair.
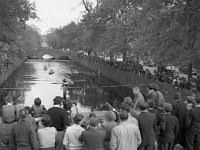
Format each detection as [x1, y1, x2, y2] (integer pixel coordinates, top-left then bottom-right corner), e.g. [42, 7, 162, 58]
[73, 114, 84, 124]
[89, 118, 100, 127]
[164, 103, 172, 112]
[119, 110, 128, 121]
[121, 103, 130, 112]
[53, 96, 63, 105]
[34, 98, 41, 106]
[104, 111, 115, 121]
[138, 101, 148, 111]
[19, 109, 28, 119]
[41, 115, 52, 127]
[25, 106, 31, 114]
[89, 112, 96, 118]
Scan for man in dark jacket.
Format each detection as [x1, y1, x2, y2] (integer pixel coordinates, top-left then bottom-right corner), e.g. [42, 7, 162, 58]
[159, 103, 179, 150]
[47, 96, 71, 150]
[185, 96, 200, 150]
[9, 109, 39, 150]
[154, 84, 165, 107]
[147, 84, 157, 105]
[137, 101, 158, 150]
[172, 93, 187, 147]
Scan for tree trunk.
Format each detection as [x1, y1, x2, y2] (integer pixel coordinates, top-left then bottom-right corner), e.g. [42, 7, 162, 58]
[94, 51, 98, 57]
[188, 62, 193, 83]
[109, 51, 114, 62]
[123, 39, 127, 62]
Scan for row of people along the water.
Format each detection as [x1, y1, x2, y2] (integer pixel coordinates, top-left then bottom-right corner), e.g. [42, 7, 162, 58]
[0, 83, 199, 150]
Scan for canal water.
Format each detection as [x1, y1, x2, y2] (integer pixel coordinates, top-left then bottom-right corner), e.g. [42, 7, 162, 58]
[0, 59, 133, 115]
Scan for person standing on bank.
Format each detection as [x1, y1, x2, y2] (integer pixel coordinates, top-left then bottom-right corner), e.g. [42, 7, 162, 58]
[159, 103, 179, 150]
[37, 115, 57, 150]
[132, 86, 145, 110]
[9, 109, 39, 150]
[185, 96, 200, 150]
[63, 114, 85, 150]
[153, 84, 165, 107]
[79, 117, 106, 150]
[172, 93, 187, 147]
[110, 110, 141, 150]
[137, 101, 158, 150]
[47, 96, 71, 150]
[147, 84, 157, 105]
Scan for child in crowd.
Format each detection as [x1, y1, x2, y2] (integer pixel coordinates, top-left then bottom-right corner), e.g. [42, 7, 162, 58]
[31, 97, 46, 118]
[37, 115, 57, 150]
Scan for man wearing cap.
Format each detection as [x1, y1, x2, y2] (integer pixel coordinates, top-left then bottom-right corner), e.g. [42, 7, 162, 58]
[47, 96, 71, 150]
[110, 110, 141, 150]
[137, 101, 158, 150]
[172, 93, 187, 147]
[185, 96, 200, 150]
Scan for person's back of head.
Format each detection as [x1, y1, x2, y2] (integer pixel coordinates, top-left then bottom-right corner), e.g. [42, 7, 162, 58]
[124, 97, 132, 106]
[119, 110, 129, 121]
[164, 103, 172, 113]
[121, 103, 130, 113]
[154, 84, 159, 91]
[19, 109, 28, 119]
[138, 101, 148, 111]
[16, 95, 25, 104]
[89, 117, 100, 128]
[147, 83, 154, 91]
[34, 97, 42, 106]
[104, 111, 115, 122]
[5, 95, 13, 104]
[89, 112, 96, 118]
[53, 96, 63, 105]
[25, 106, 31, 114]
[41, 115, 52, 127]
[73, 114, 84, 125]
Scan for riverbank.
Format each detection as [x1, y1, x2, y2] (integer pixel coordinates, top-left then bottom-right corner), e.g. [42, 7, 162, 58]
[0, 57, 25, 87]
[71, 56, 191, 104]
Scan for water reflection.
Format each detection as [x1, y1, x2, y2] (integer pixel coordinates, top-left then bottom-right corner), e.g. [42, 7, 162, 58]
[0, 60, 133, 115]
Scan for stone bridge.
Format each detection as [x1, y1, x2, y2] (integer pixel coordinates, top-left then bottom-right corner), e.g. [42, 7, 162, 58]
[26, 49, 69, 59]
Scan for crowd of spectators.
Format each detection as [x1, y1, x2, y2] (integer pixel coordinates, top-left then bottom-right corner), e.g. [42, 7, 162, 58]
[77, 53, 196, 91]
[0, 82, 199, 150]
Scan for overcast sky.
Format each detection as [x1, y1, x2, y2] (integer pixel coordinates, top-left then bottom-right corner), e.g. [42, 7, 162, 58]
[26, 0, 86, 35]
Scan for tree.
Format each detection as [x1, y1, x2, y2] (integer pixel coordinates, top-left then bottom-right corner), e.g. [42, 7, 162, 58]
[20, 25, 42, 51]
[0, 0, 37, 43]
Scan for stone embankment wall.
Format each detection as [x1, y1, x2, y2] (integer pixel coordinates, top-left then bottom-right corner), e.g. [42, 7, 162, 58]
[72, 56, 191, 103]
[0, 57, 25, 87]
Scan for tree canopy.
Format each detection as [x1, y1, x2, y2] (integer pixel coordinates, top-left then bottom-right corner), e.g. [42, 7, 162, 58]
[46, 0, 200, 70]
[0, 0, 40, 73]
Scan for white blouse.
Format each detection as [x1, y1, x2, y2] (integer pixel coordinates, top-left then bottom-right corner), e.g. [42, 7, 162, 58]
[37, 127, 57, 148]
